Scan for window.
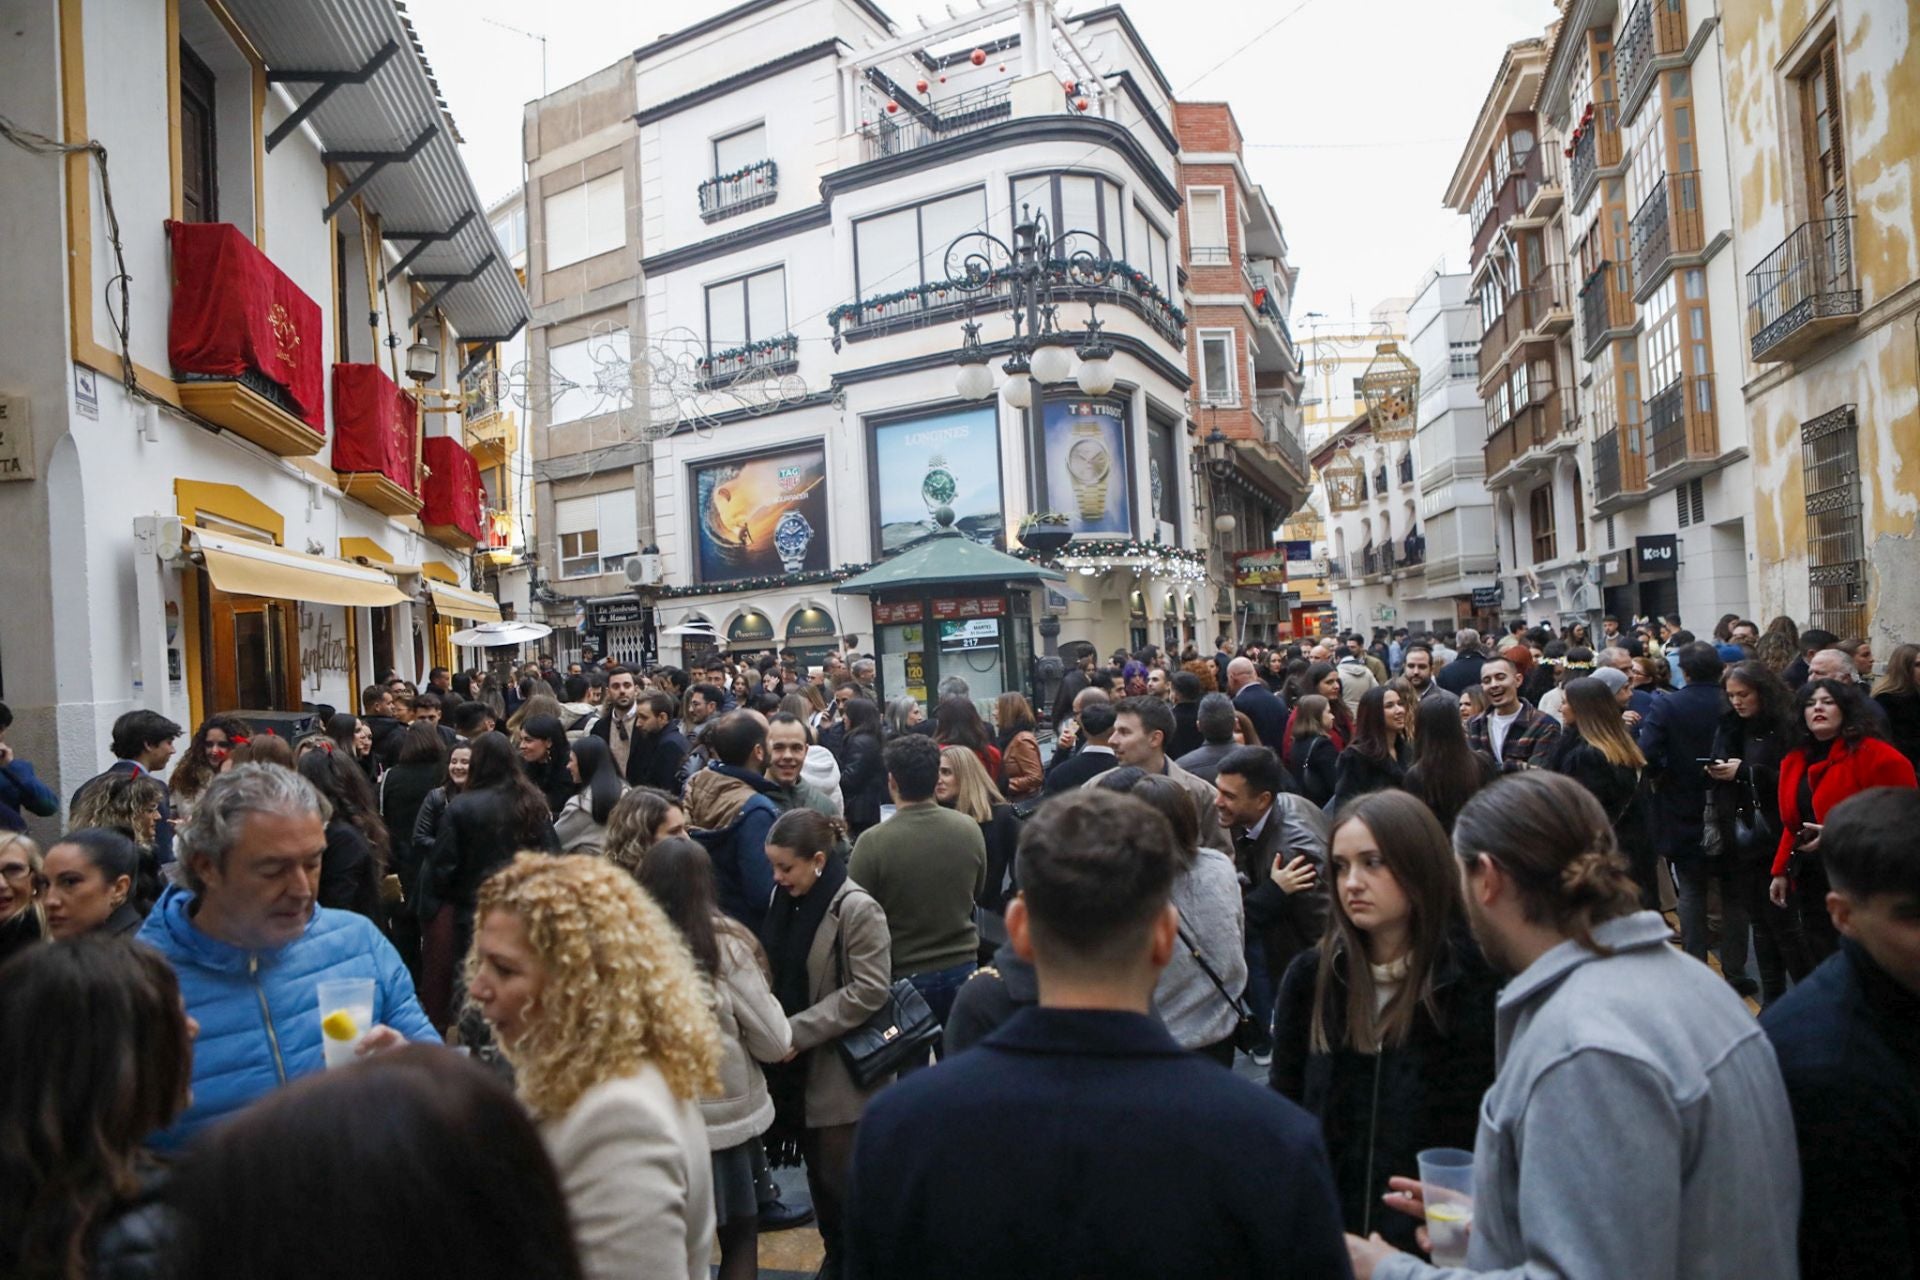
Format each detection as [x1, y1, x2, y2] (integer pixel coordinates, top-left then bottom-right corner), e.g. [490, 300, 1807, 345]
[1198, 330, 1237, 404]
[1529, 485, 1557, 563]
[544, 171, 624, 271]
[1187, 187, 1227, 260]
[853, 188, 987, 296]
[713, 123, 767, 176]
[1134, 205, 1171, 290]
[490, 206, 526, 259]
[1572, 465, 1587, 552]
[555, 491, 639, 578]
[704, 266, 786, 355]
[1008, 172, 1128, 261]
[547, 329, 630, 425]
[1801, 406, 1864, 636]
[179, 42, 218, 222]
[1798, 37, 1847, 221]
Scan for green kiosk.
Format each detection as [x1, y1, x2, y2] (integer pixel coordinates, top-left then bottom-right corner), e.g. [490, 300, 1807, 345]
[834, 509, 1064, 715]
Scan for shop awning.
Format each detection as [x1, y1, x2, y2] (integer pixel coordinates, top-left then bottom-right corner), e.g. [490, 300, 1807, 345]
[424, 580, 503, 622]
[190, 530, 410, 607]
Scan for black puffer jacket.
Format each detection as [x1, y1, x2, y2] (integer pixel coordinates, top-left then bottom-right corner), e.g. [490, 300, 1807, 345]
[90, 1158, 174, 1280]
[1270, 928, 1501, 1251]
[1326, 741, 1410, 812]
[839, 730, 888, 832]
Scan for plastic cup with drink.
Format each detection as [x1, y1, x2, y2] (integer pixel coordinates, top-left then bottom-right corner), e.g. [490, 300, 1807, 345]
[317, 977, 375, 1069]
[1416, 1146, 1475, 1266]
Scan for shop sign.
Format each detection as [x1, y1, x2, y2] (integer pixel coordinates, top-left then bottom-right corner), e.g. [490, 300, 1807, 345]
[590, 598, 648, 627]
[787, 607, 839, 642]
[1283, 539, 1314, 562]
[929, 596, 1006, 621]
[1233, 549, 1290, 588]
[873, 600, 924, 625]
[1635, 534, 1678, 579]
[728, 612, 775, 644]
[0, 395, 34, 480]
[1471, 583, 1505, 608]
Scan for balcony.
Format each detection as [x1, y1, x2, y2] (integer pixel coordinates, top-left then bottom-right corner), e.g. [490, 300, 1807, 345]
[420, 435, 485, 549]
[1401, 533, 1426, 567]
[1578, 261, 1637, 359]
[1478, 264, 1574, 382]
[1373, 464, 1389, 495]
[697, 159, 778, 223]
[1256, 393, 1309, 481]
[697, 334, 798, 387]
[829, 259, 1186, 350]
[1471, 144, 1544, 261]
[1484, 388, 1563, 481]
[1398, 452, 1414, 486]
[1618, 0, 1688, 118]
[1646, 373, 1719, 479]
[1568, 99, 1623, 211]
[858, 84, 1011, 161]
[1379, 541, 1398, 575]
[1521, 148, 1564, 221]
[165, 221, 326, 457]
[1358, 547, 1378, 578]
[330, 363, 421, 517]
[464, 408, 516, 469]
[1591, 420, 1649, 509]
[1748, 215, 1861, 362]
[1630, 171, 1705, 298]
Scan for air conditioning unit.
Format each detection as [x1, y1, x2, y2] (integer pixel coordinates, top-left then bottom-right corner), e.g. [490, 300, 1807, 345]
[624, 547, 663, 587]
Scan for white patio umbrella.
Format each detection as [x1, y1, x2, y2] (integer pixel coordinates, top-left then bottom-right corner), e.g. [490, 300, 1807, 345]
[449, 620, 555, 647]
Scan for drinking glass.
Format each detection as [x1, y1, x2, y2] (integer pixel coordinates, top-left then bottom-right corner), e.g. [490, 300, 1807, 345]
[316, 978, 375, 1069]
[1416, 1146, 1475, 1266]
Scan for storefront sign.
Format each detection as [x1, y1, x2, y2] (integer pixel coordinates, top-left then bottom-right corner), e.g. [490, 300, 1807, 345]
[1635, 534, 1678, 579]
[787, 607, 839, 643]
[928, 597, 1005, 621]
[1234, 550, 1290, 588]
[728, 612, 775, 644]
[1283, 539, 1314, 561]
[873, 600, 924, 624]
[590, 598, 649, 627]
[1038, 397, 1132, 535]
[1471, 583, 1505, 608]
[902, 648, 926, 700]
[870, 407, 1002, 554]
[691, 443, 831, 583]
[0, 395, 34, 480]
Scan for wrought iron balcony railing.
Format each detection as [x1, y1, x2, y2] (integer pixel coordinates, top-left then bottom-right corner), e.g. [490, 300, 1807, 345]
[697, 158, 777, 222]
[857, 84, 1013, 161]
[1579, 261, 1636, 359]
[1646, 373, 1718, 475]
[1748, 215, 1861, 362]
[1618, 0, 1687, 117]
[1568, 99, 1622, 211]
[1630, 170, 1704, 295]
[697, 333, 799, 387]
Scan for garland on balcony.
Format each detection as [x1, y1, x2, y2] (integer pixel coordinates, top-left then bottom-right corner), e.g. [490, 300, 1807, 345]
[703, 159, 777, 189]
[699, 333, 800, 369]
[658, 562, 871, 600]
[826, 259, 1187, 331]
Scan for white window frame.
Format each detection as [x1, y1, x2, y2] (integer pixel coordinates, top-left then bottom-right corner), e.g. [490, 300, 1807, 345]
[1198, 329, 1239, 405]
[544, 171, 625, 271]
[1186, 185, 1229, 262]
[555, 491, 639, 579]
[702, 265, 788, 357]
[712, 122, 768, 175]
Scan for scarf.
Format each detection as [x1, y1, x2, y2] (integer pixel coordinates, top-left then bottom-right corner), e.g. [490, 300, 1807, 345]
[761, 853, 847, 1017]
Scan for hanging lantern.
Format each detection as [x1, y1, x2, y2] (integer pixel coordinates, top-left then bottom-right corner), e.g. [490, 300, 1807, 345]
[1358, 340, 1420, 442]
[1320, 448, 1364, 512]
[915, 77, 929, 94]
[969, 47, 986, 66]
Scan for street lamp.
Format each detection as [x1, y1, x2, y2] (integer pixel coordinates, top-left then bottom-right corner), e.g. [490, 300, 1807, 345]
[1205, 426, 1234, 481]
[405, 320, 441, 385]
[945, 205, 1118, 404]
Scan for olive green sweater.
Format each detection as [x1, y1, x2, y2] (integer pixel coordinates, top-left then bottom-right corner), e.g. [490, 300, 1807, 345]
[848, 803, 987, 976]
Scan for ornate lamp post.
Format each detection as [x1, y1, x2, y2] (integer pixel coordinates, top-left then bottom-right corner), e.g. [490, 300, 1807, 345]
[946, 206, 1118, 403]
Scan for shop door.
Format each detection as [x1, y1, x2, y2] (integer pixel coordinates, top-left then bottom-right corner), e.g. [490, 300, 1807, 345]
[371, 607, 396, 684]
[208, 588, 301, 712]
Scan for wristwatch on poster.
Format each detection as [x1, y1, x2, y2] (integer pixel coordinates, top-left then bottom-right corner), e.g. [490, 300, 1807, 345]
[922, 453, 958, 513]
[1065, 422, 1112, 521]
[773, 510, 814, 572]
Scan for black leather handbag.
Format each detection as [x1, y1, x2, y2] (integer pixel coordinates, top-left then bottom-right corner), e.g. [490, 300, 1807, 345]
[834, 977, 941, 1088]
[1178, 921, 1263, 1056]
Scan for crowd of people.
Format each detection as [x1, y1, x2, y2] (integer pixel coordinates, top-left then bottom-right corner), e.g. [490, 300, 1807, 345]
[0, 610, 1915, 1279]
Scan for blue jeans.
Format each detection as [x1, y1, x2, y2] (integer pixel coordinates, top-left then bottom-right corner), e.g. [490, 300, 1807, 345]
[1242, 934, 1276, 1051]
[905, 961, 976, 1070]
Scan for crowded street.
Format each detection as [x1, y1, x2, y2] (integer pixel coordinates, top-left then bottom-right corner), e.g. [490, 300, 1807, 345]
[2, 0, 1918, 1276]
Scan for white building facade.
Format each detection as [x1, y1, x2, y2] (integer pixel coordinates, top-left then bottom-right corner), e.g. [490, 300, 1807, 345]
[0, 0, 523, 808]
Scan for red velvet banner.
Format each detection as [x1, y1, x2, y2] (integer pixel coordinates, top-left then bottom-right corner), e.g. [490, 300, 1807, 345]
[421, 435, 484, 543]
[330, 363, 419, 494]
[166, 221, 325, 430]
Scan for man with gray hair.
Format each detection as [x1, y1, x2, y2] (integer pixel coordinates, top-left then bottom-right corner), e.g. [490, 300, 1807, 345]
[138, 764, 436, 1149]
[1435, 627, 1487, 694]
[937, 675, 971, 703]
[852, 657, 878, 702]
[1176, 692, 1240, 783]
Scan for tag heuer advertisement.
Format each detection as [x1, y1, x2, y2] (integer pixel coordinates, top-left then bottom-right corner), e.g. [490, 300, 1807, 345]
[871, 406, 1003, 554]
[691, 442, 831, 583]
[1040, 397, 1131, 535]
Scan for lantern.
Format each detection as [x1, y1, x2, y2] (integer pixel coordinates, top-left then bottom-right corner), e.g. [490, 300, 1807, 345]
[1320, 448, 1365, 512]
[969, 47, 986, 66]
[1357, 340, 1420, 442]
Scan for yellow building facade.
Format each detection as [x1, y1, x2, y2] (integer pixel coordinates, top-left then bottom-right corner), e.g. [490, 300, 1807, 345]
[1723, 0, 1920, 643]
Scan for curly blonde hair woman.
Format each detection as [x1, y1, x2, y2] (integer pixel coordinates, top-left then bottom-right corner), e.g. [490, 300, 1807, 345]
[469, 854, 722, 1280]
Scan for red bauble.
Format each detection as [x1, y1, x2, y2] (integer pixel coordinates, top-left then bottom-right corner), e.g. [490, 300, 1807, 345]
[998, 64, 1006, 72]
[1075, 97, 1090, 112]
[969, 47, 986, 66]
[915, 77, 929, 94]
[939, 74, 948, 83]
[1062, 78, 1077, 93]
[886, 99, 900, 113]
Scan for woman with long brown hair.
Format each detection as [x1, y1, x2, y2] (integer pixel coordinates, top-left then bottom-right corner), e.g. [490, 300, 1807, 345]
[1400, 697, 1498, 833]
[1554, 676, 1655, 907]
[990, 692, 1042, 800]
[1328, 685, 1411, 810]
[166, 714, 253, 819]
[1269, 790, 1498, 1250]
[601, 786, 691, 881]
[1870, 641, 1920, 767]
[1284, 695, 1339, 807]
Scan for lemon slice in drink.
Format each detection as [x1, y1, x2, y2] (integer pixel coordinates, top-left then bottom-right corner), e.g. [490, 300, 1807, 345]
[321, 1010, 360, 1042]
[1427, 1203, 1471, 1224]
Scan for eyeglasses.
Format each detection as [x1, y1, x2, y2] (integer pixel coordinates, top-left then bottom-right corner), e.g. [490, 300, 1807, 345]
[0, 862, 32, 882]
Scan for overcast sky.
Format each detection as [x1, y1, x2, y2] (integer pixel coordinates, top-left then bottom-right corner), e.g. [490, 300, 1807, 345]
[409, 0, 1559, 326]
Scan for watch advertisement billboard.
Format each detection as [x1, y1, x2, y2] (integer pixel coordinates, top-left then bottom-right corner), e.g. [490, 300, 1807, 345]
[870, 406, 1002, 555]
[1038, 396, 1131, 535]
[1146, 416, 1180, 534]
[691, 443, 831, 583]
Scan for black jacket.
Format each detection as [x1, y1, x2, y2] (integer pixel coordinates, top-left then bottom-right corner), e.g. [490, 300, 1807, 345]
[89, 1158, 174, 1280]
[1233, 681, 1288, 751]
[363, 715, 407, 768]
[424, 787, 558, 946]
[1710, 712, 1786, 865]
[1434, 650, 1486, 695]
[839, 730, 889, 830]
[1637, 681, 1728, 861]
[846, 1007, 1350, 1279]
[973, 803, 1023, 915]
[1873, 690, 1920, 770]
[1042, 745, 1119, 794]
[1553, 736, 1649, 855]
[588, 714, 688, 791]
[378, 762, 443, 909]
[943, 940, 1038, 1056]
[1327, 742, 1409, 812]
[318, 818, 383, 925]
[1762, 939, 1920, 1280]
[1168, 701, 1204, 760]
[1271, 933, 1501, 1251]
[1287, 735, 1339, 807]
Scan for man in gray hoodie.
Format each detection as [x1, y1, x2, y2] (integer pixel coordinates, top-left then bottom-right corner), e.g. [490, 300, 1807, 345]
[1349, 771, 1799, 1280]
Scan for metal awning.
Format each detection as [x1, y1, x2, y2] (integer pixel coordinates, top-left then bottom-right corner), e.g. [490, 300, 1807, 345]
[189, 529, 410, 608]
[423, 580, 503, 622]
[833, 521, 1064, 595]
[221, 0, 528, 342]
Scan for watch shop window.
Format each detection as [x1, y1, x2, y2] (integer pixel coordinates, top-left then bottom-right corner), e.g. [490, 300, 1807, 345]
[555, 491, 639, 579]
[853, 188, 987, 297]
[704, 266, 787, 355]
[713, 123, 767, 175]
[1198, 330, 1237, 405]
[548, 329, 630, 426]
[544, 171, 625, 271]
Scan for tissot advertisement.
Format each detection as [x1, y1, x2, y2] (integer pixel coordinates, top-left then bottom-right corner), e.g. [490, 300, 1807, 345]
[1038, 396, 1132, 535]
[691, 443, 831, 583]
[871, 406, 1003, 554]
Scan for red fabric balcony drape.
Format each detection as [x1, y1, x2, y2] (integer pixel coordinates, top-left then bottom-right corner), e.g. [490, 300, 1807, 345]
[330, 363, 419, 494]
[166, 221, 325, 430]
[421, 435, 484, 543]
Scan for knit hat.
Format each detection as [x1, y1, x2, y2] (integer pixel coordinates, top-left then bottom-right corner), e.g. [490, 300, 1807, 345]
[1591, 666, 1630, 694]
[1716, 643, 1746, 664]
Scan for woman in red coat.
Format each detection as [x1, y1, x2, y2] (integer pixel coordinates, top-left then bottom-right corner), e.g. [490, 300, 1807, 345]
[1770, 678, 1917, 963]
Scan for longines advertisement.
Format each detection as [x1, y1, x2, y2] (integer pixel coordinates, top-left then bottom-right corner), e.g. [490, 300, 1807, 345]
[870, 406, 1003, 554]
[691, 444, 831, 583]
[1038, 396, 1132, 535]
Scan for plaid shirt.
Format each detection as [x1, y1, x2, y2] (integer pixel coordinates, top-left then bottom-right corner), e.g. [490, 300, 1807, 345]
[1467, 700, 1563, 771]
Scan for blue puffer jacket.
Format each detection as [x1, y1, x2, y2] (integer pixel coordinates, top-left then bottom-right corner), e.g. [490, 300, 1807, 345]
[136, 883, 438, 1150]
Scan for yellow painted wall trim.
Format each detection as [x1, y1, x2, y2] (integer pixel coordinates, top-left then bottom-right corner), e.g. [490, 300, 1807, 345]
[420, 561, 459, 583]
[174, 478, 286, 543]
[340, 536, 395, 564]
[181, 561, 207, 731]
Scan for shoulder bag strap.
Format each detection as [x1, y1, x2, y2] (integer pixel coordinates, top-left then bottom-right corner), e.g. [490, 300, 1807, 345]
[1175, 919, 1251, 1018]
